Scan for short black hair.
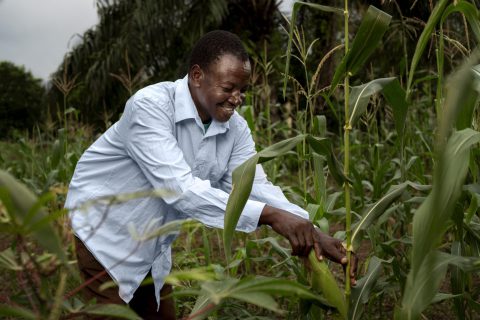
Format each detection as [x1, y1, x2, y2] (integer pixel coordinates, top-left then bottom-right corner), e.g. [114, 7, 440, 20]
[188, 30, 249, 72]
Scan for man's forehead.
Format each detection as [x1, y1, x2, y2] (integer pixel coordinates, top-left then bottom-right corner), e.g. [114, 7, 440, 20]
[210, 54, 250, 70]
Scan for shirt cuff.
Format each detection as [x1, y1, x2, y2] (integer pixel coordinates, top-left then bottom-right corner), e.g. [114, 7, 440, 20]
[236, 200, 265, 233]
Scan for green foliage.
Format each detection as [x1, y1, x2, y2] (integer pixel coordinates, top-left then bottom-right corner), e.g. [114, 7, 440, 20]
[398, 53, 480, 320]
[308, 250, 347, 319]
[282, 1, 343, 97]
[329, 5, 392, 95]
[348, 77, 395, 126]
[349, 256, 385, 320]
[186, 276, 325, 319]
[50, 0, 286, 125]
[0, 61, 45, 136]
[2, 0, 480, 319]
[0, 170, 66, 263]
[408, 1, 447, 95]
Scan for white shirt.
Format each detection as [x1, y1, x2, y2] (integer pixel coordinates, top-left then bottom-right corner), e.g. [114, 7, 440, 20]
[65, 75, 308, 306]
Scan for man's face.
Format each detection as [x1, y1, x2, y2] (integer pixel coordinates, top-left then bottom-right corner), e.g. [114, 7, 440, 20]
[190, 54, 251, 123]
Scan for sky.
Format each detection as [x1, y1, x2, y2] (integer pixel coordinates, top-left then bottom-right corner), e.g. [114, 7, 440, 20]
[0, 0, 98, 81]
[0, 0, 293, 82]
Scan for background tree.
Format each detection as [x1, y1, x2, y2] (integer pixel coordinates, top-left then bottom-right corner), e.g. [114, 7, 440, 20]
[0, 61, 45, 137]
[48, 0, 229, 125]
[48, 0, 288, 127]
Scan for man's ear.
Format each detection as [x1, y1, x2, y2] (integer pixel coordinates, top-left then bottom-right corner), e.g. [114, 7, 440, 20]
[189, 65, 203, 88]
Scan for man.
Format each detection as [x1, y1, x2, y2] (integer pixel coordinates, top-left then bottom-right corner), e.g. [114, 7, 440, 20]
[66, 30, 355, 319]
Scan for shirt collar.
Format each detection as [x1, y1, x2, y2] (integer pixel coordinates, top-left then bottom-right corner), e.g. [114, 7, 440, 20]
[174, 75, 230, 136]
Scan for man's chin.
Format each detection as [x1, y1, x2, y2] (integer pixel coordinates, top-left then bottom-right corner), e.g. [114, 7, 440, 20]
[214, 107, 235, 122]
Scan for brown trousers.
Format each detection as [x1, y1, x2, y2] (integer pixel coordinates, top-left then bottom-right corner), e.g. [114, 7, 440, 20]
[75, 237, 175, 319]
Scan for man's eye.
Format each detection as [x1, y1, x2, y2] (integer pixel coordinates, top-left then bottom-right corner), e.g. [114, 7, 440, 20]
[222, 87, 233, 92]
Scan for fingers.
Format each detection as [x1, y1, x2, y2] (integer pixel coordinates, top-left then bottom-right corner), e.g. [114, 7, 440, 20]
[313, 242, 323, 261]
[289, 230, 314, 257]
[311, 230, 359, 286]
[296, 231, 307, 256]
[339, 249, 357, 285]
[339, 242, 348, 265]
[302, 230, 314, 257]
[326, 240, 347, 265]
[289, 234, 300, 256]
[350, 252, 358, 282]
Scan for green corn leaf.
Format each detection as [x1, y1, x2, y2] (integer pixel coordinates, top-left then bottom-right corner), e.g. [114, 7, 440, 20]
[81, 304, 141, 320]
[351, 182, 408, 244]
[23, 192, 56, 227]
[0, 248, 23, 271]
[431, 293, 463, 304]
[223, 153, 263, 261]
[441, 1, 480, 43]
[252, 237, 307, 280]
[406, 0, 449, 98]
[165, 266, 218, 287]
[231, 277, 324, 303]
[230, 277, 332, 312]
[189, 277, 324, 318]
[399, 251, 480, 319]
[251, 237, 291, 260]
[229, 291, 280, 313]
[189, 290, 216, 320]
[345, 6, 392, 76]
[308, 250, 347, 319]
[348, 77, 396, 126]
[439, 251, 480, 272]
[50, 138, 64, 169]
[450, 241, 466, 319]
[0, 170, 67, 263]
[330, 6, 392, 95]
[0, 304, 37, 319]
[257, 134, 307, 160]
[307, 203, 322, 222]
[472, 64, 480, 78]
[292, 1, 343, 15]
[411, 129, 480, 273]
[468, 298, 480, 312]
[399, 52, 480, 319]
[456, 64, 480, 130]
[349, 256, 385, 320]
[307, 135, 349, 185]
[27, 208, 68, 234]
[398, 251, 452, 320]
[382, 79, 409, 138]
[399, 129, 480, 318]
[239, 104, 255, 134]
[282, 2, 342, 97]
[224, 136, 305, 260]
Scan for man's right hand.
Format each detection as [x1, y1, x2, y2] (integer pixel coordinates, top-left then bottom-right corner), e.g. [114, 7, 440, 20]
[259, 205, 317, 256]
[258, 205, 357, 284]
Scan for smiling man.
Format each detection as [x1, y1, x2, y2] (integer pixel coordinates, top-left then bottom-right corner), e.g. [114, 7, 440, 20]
[66, 30, 355, 319]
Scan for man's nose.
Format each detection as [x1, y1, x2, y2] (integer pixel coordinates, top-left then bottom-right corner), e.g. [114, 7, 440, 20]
[229, 90, 245, 106]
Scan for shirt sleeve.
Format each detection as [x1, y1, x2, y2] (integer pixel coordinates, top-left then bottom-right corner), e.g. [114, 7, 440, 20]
[219, 118, 309, 220]
[124, 97, 265, 233]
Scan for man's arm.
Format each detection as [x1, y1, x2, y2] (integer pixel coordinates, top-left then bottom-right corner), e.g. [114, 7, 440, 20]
[124, 96, 264, 233]
[223, 118, 356, 281]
